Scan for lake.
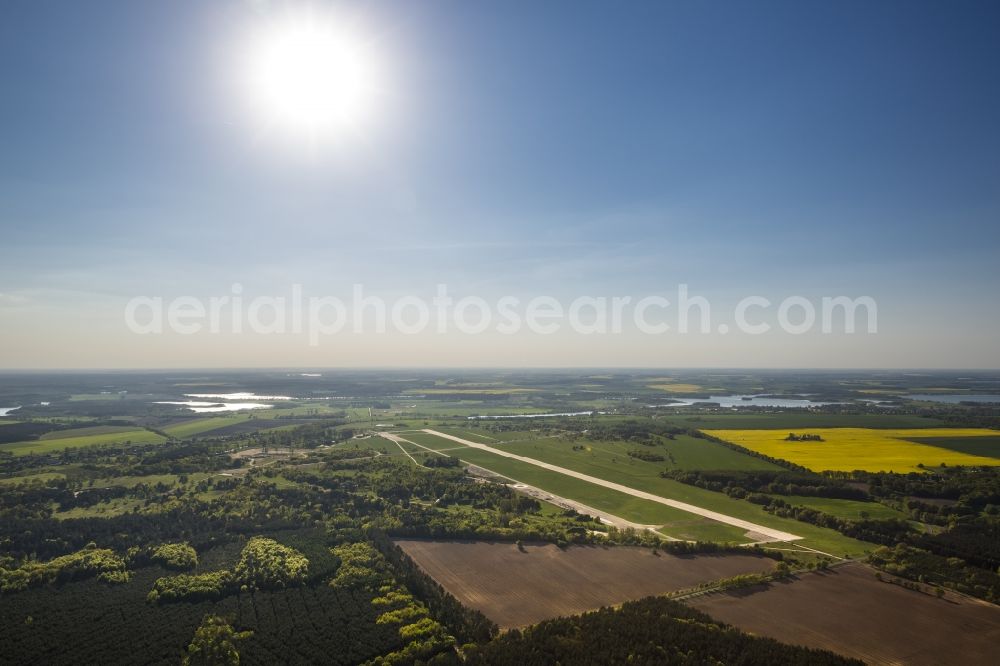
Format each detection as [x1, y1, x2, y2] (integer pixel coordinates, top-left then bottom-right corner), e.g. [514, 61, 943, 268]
[656, 395, 840, 408]
[468, 411, 600, 420]
[185, 392, 293, 400]
[156, 401, 275, 413]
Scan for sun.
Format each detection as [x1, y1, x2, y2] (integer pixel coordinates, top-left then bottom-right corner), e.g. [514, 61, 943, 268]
[242, 12, 381, 139]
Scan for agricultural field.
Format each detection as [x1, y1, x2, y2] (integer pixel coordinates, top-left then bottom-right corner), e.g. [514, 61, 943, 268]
[706, 428, 1000, 472]
[1, 426, 166, 456]
[689, 563, 1000, 666]
[160, 415, 256, 438]
[647, 383, 709, 393]
[395, 540, 776, 628]
[159, 415, 296, 439]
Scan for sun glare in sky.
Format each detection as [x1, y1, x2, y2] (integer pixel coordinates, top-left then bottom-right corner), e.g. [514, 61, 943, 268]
[242, 11, 382, 140]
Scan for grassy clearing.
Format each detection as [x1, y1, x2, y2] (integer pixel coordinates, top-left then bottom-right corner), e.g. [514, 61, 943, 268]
[2, 428, 166, 456]
[706, 428, 1000, 472]
[54, 498, 146, 519]
[89, 472, 214, 488]
[777, 495, 908, 521]
[0, 471, 66, 485]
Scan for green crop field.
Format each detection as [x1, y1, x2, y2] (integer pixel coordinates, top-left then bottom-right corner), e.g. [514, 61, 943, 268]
[38, 425, 138, 440]
[902, 435, 1000, 459]
[161, 415, 256, 438]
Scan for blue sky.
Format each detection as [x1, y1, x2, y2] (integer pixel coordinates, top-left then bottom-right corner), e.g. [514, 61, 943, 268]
[1, 1, 998, 368]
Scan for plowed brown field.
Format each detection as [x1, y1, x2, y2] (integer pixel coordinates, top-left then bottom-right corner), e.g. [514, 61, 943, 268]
[689, 562, 1000, 665]
[394, 539, 774, 628]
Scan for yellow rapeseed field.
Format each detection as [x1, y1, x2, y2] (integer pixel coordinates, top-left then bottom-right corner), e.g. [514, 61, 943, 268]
[704, 428, 1000, 472]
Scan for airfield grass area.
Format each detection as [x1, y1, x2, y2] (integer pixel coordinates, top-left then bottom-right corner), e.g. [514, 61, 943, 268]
[395, 540, 776, 629]
[689, 562, 1000, 666]
[402, 430, 872, 555]
[706, 428, 1000, 472]
[405, 439, 751, 542]
[504, 434, 782, 472]
[2, 426, 166, 456]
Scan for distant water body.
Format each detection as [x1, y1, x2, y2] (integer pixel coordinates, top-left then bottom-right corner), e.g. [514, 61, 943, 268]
[186, 393, 292, 400]
[908, 394, 1000, 404]
[156, 401, 274, 413]
[656, 395, 839, 408]
[0, 406, 21, 417]
[468, 411, 599, 420]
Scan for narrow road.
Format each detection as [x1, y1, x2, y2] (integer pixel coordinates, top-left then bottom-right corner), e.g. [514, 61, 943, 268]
[376, 432, 422, 466]
[420, 429, 803, 543]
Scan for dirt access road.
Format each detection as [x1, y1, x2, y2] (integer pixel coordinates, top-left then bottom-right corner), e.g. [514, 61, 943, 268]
[419, 429, 802, 543]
